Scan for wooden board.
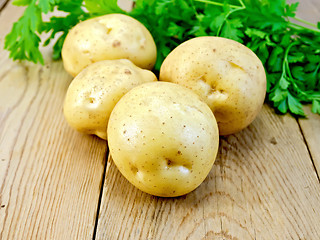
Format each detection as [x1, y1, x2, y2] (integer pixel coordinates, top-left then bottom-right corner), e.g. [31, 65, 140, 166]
[288, 0, 320, 24]
[0, 0, 319, 239]
[96, 106, 320, 240]
[288, 0, 320, 183]
[299, 107, 320, 180]
[0, 3, 107, 240]
[95, 1, 320, 239]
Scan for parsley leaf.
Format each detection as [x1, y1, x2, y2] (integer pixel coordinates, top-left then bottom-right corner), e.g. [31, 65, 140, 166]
[4, 4, 44, 64]
[312, 100, 320, 114]
[287, 92, 306, 116]
[5, 0, 89, 63]
[84, 0, 125, 15]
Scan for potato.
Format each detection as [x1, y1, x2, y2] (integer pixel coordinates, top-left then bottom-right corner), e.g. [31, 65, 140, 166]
[62, 14, 157, 77]
[159, 36, 266, 135]
[107, 82, 219, 197]
[63, 59, 157, 140]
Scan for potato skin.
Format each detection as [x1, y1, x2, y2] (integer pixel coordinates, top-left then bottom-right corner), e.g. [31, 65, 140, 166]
[107, 82, 219, 197]
[159, 36, 266, 135]
[63, 59, 157, 140]
[62, 14, 157, 77]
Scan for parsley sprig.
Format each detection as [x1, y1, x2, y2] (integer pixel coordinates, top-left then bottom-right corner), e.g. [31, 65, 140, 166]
[4, 0, 320, 116]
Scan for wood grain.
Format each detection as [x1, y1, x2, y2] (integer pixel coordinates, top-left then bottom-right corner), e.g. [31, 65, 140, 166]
[298, 107, 320, 180]
[0, 3, 107, 240]
[288, 0, 320, 180]
[95, 1, 320, 239]
[1, 0, 320, 240]
[95, 105, 320, 240]
[288, 0, 320, 24]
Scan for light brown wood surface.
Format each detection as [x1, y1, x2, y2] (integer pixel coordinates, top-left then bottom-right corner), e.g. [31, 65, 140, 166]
[0, 0, 9, 12]
[0, 3, 107, 240]
[96, 1, 320, 239]
[299, 107, 320, 180]
[288, 0, 320, 24]
[0, 1, 319, 240]
[96, 107, 320, 240]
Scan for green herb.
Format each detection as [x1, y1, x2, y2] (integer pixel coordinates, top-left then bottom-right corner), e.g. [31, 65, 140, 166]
[5, 0, 90, 64]
[4, 0, 320, 116]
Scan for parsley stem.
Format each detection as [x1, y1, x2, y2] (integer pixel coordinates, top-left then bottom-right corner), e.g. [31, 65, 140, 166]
[238, 0, 245, 8]
[216, 5, 245, 36]
[289, 22, 320, 34]
[282, 42, 318, 101]
[292, 17, 317, 28]
[314, 62, 320, 77]
[193, 0, 242, 9]
[283, 42, 299, 80]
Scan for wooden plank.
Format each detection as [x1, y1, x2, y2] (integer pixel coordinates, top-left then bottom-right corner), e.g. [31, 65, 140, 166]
[96, 106, 320, 240]
[0, 3, 107, 240]
[95, 1, 320, 239]
[288, 0, 320, 24]
[117, 0, 134, 12]
[289, 0, 320, 183]
[298, 107, 320, 179]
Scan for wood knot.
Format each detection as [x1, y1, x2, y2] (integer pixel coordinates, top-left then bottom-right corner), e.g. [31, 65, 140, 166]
[270, 137, 277, 145]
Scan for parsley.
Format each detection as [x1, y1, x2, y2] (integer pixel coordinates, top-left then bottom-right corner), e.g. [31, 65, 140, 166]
[4, 0, 320, 116]
[5, 0, 88, 63]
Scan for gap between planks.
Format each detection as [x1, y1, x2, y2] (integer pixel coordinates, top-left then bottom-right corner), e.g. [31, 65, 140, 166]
[0, 0, 10, 12]
[93, 105, 320, 239]
[296, 106, 320, 183]
[92, 0, 320, 237]
[297, 120, 320, 183]
[92, 147, 109, 240]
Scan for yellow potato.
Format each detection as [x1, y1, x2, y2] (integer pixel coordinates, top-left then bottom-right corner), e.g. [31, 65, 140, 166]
[107, 82, 219, 197]
[62, 14, 157, 77]
[160, 36, 266, 135]
[63, 59, 157, 140]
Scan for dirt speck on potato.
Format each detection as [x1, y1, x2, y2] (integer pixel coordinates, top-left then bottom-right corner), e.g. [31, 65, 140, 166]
[112, 40, 121, 47]
[124, 69, 132, 74]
